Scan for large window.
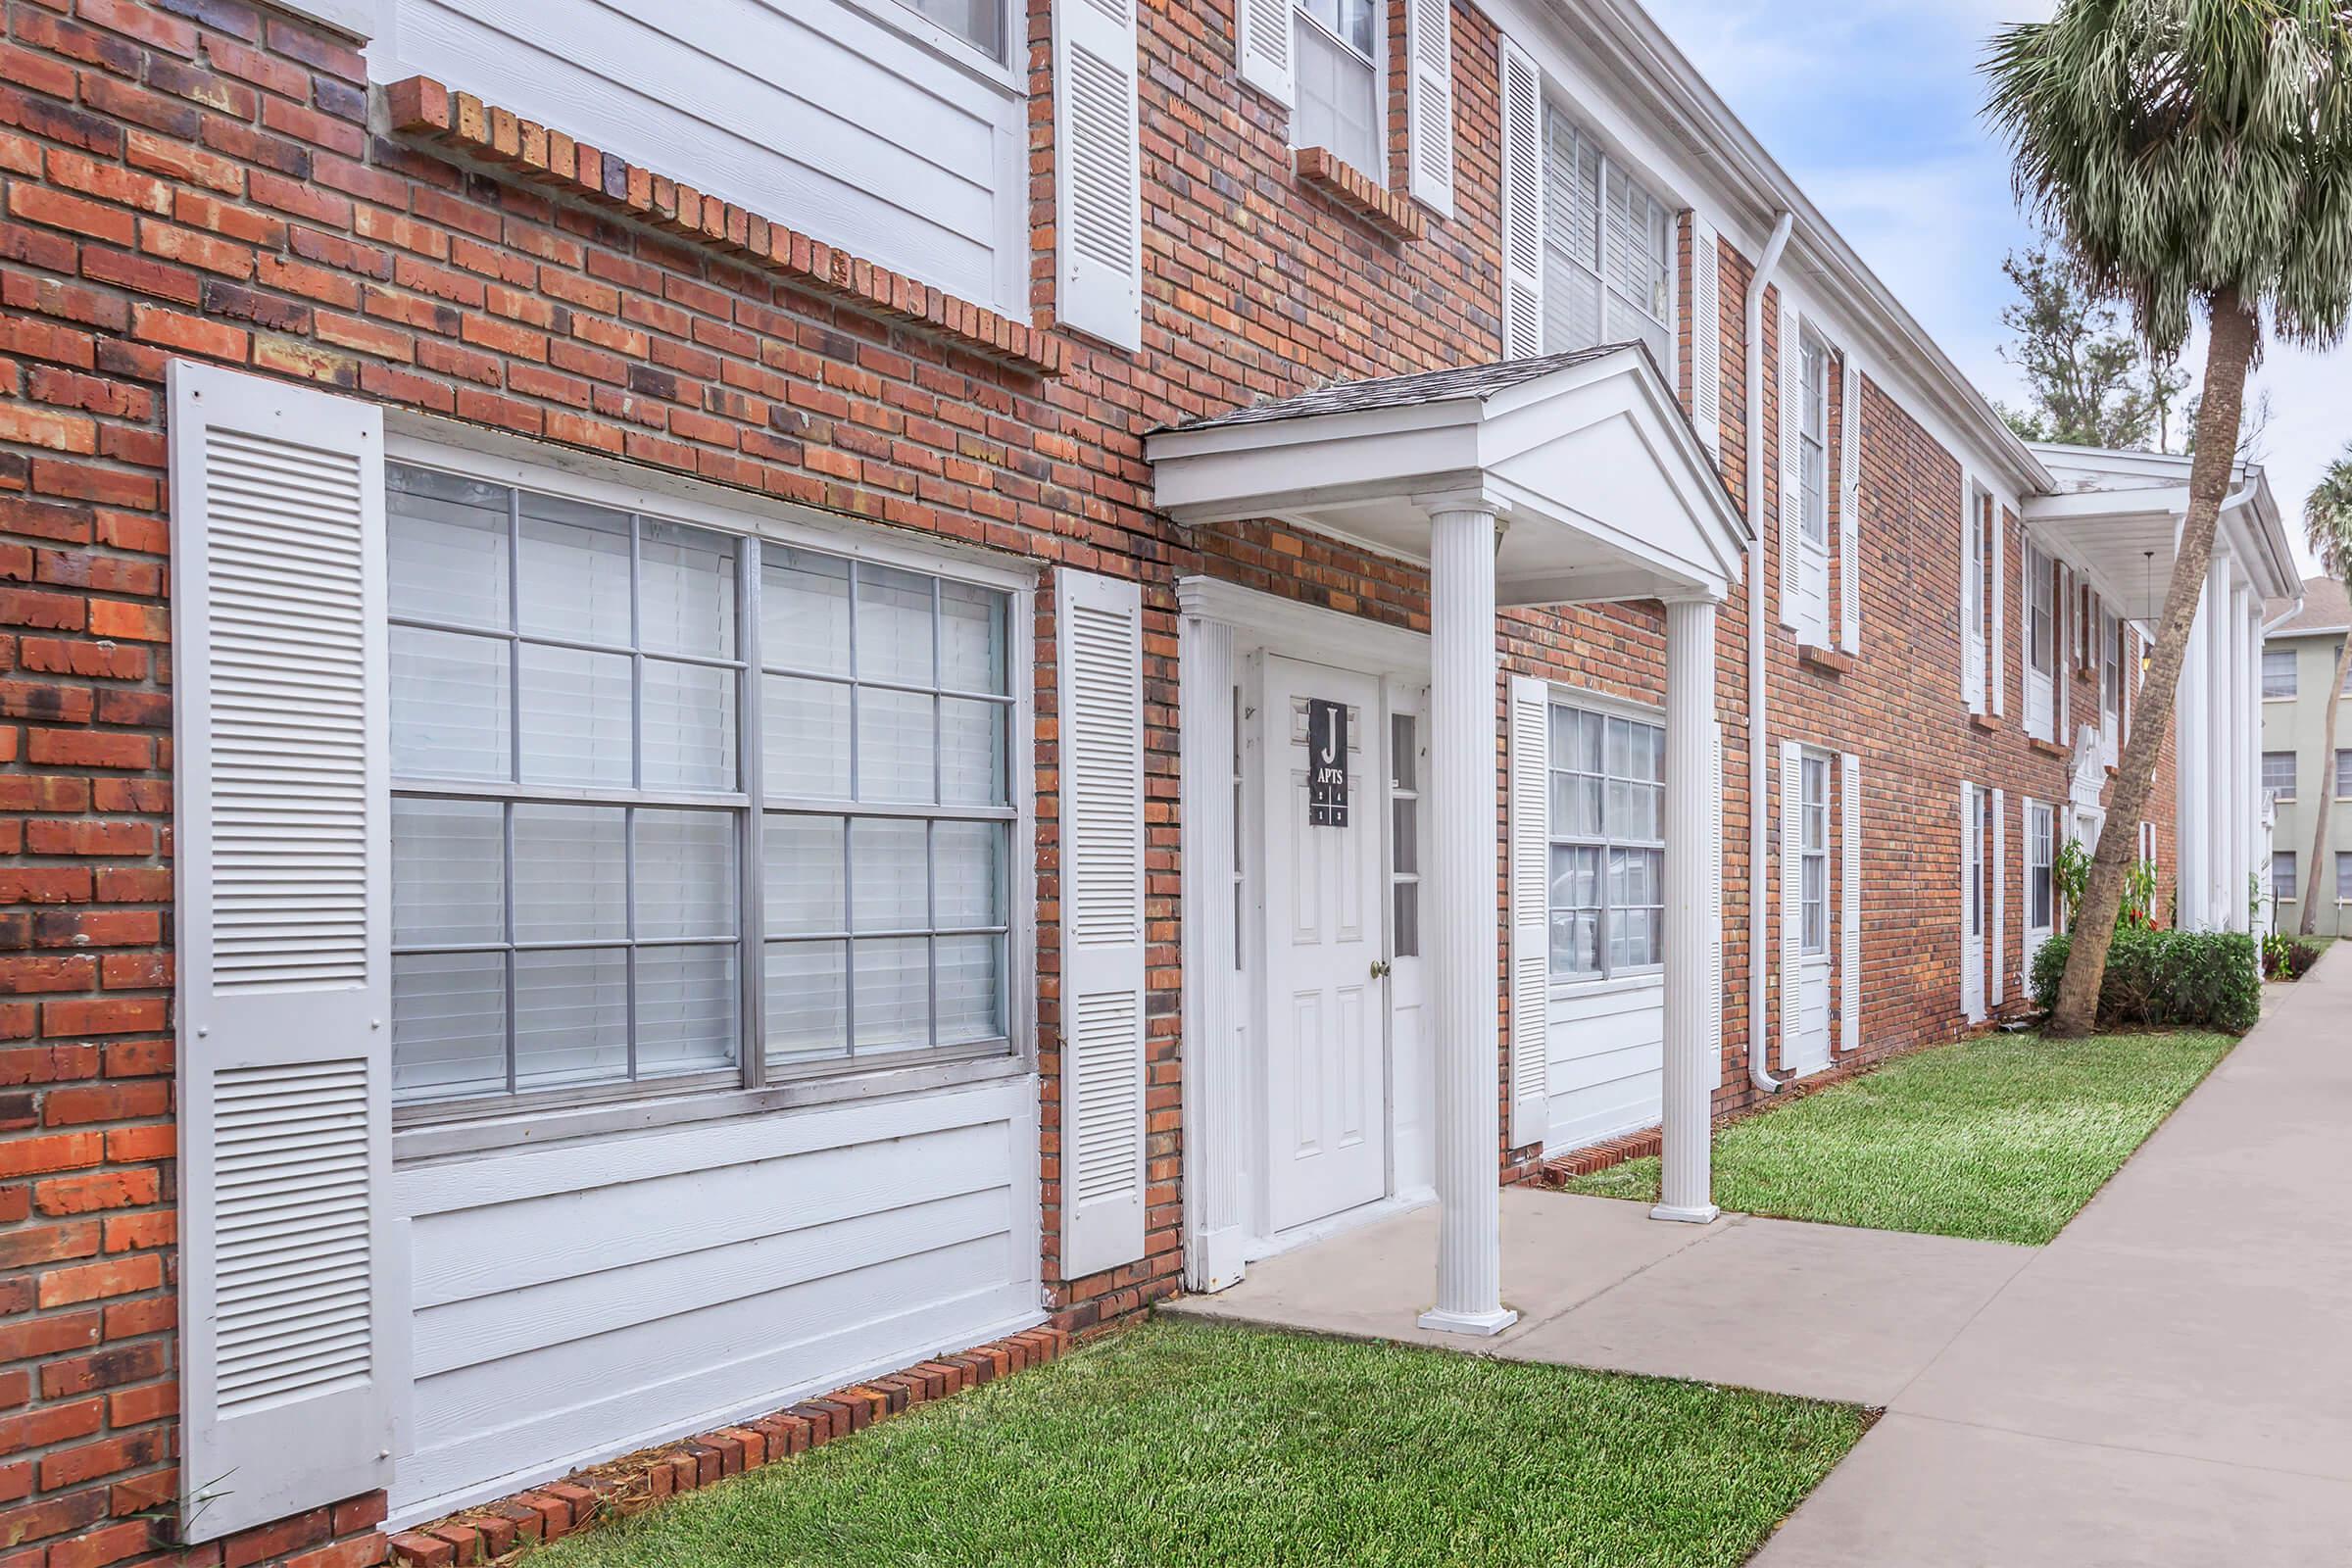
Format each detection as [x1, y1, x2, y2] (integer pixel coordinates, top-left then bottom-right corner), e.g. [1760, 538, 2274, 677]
[1294, 0, 1382, 176]
[2101, 612, 2122, 723]
[1541, 105, 1674, 371]
[386, 463, 1019, 1111]
[2273, 852, 2298, 901]
[2339, 851, 2352, 903]
[2265, 751, 2298, 802]
[1547, 701, 1665, 981]
[2338, 748, 2352, 799]
[2028, 802, 2055, 931]
[2263, 647, 2298, 699]
[1800, 754, 1830, 956]
[1799, 335, 1830, 549]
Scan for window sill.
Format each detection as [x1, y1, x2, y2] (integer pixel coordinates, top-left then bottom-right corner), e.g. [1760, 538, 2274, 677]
[1797, 644, 1853, 677]
[392, 1050, 1032, 1164]
[2029, 737, 2067, 760]
[1547, 970, 1666, 1004]
[1293, 148, 1429, 241]
[1968, 711, 1999, 733]
[385, 76, 1064, 376]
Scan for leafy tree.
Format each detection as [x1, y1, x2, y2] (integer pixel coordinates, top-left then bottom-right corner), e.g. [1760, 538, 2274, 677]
[1995, 238, 2166, 449]
[1984, 0, 2352, 1039]
[2300, 447, 2352, 934]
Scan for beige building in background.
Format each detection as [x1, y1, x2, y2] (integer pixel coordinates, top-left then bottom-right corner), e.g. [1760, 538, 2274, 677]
[2265, 578, 2352, 937]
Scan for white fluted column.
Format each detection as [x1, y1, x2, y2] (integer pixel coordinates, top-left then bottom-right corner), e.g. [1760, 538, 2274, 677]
[2179, 595, 2207, 928]
[1178, 613, 1245, 1292]
[1419, 506, 1515, 1337]
[2207, 559, 2234, 927]
[1655, 596, 1721, 1223]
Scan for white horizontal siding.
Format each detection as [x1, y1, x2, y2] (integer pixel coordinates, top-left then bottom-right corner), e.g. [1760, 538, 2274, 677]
[389, 1078, 1041, 1523]
[373, 0, 1028, 318]
[1544, 979, 1663, 1154]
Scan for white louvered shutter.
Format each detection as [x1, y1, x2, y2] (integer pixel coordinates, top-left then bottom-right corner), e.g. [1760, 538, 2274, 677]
[1497, 37, 1544, 360]
[1236, 0, 1294, 105]
[1839, 355, 1861, 649]
[1840, 753, 1862, 1057]
[1962, 484, 1984, 710]
[1057, 568, 1149, 1281]
[1054, 0, 1143, 350]
[1777, 298, 1801, 627]
[1508, 674, 1550, 1150]
[1959, 785, 1973, 1013]
[1778, 741, 1801, 1072]
[1690, 214, 1722, 456]
[171, 361, 402, 1543]
[1405, 0, 1454, 215]
[1990, 786, 2007, 1006]
[1990, 496, 2007, 716]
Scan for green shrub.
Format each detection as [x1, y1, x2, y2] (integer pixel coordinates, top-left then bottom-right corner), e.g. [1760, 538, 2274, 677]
[2030, 928, 2261, 1034]
[2262, 934, 2323, 981]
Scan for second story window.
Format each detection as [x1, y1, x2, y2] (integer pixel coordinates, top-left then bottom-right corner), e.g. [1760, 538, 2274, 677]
[2028, 544, 2056, 678]
[1541, 106, 1674, 371]
[2263, 647, 2298, 699]
[2264, 751, 2297, 802]
[1295, 0, 1383, 176]
[1799, 336, 1830, 549]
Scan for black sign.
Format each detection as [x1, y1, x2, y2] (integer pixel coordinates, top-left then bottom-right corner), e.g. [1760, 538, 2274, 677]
[1307, 699, 1348, 827]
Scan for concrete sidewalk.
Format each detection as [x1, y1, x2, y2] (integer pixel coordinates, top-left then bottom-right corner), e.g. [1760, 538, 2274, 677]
[1756, 949, 2352, 1566]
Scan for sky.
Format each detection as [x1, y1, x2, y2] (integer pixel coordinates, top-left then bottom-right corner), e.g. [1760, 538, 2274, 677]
[1638, 0, 2343, 584]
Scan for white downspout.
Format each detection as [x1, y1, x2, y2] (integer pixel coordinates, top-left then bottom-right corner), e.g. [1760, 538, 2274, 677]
[1745, 212, 1795, 1096]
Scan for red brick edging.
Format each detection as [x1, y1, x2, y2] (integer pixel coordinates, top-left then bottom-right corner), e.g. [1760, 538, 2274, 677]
[1292, 148, 1429, 241]
[385, 1326, 1073, 1565]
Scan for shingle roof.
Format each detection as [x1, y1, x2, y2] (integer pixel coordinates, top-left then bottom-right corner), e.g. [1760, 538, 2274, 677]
[1160, 345, 1640, 433]
[2272, 575, 2350, 636]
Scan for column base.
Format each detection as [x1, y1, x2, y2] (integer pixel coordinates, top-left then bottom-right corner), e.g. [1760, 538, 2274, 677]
[1649, 1202, 1721, 1225]
[1187, 1226, 1248, 1295]
[1417, 1304, 1519, 1337]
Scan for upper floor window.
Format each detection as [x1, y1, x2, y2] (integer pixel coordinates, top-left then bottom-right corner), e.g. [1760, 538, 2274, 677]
[895, 0, 1006, 60]
[2337, 748, 2352, 800]
[2101, 612, 2122, 720]
[386, 462, 1020, 1113]
[1295, 0, 1383, 175]
[1798, 335, 1830, 549]
[2263, 647, 2298, 699]
[2264, 751, 2297, 801]
[2027, 543, 2056, 677]
[1547, 701, 1665, 981]
[2273, 852, 2297, 901]
[1541, 106, 1674, 371]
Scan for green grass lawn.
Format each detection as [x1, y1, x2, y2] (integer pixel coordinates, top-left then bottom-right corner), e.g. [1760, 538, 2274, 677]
[1560, 1030, 2231, 1246]
[530, 1319, 1866, 1568]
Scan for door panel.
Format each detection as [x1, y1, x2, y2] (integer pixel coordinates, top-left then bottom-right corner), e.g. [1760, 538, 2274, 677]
[1260, 658, 1388, 1234]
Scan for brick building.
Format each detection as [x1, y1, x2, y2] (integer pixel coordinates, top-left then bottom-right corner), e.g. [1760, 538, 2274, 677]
[0, 0, 2298, 1562]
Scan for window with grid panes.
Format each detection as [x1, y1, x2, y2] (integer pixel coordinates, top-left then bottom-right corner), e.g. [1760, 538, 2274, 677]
[1293, 0, 1382, 176]
[2264, 751, 2297, 801]
[1801, 754, 1829, 955]
[2274, 852, 2297, 901]
[1799, 334, 1830, 548]
[2263, 647, 2297, 698]
[1546, 702, 1666, 980]
[1390, 712, 1420, 959]
[385, 463, 1018, 1111]
[1539, 104, 1674, 371]
[2029, 803, 2055, 930]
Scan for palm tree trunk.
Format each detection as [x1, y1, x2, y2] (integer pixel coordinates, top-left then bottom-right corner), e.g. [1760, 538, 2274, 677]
[2302, 635, 2352, 936]
[2049, 290, 2261, 1037]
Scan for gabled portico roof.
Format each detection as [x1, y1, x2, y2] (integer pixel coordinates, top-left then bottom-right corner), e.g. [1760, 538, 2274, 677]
[2023, 444, 2299, 622]
[1146, 346, 1749, 607]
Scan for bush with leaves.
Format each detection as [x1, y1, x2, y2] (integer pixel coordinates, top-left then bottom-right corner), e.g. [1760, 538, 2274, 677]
[2031, 928, 2260, 1035]
[2121, 858, 2157, 929]
[2261, 934, 2323, 983]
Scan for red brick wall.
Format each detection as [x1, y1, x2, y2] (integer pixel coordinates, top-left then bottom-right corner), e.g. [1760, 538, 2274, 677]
[0, 0, 2186, 1560]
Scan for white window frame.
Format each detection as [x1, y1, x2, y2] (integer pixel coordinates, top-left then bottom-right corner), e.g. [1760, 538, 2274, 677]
[1538, 101, 1678, 380]
[1963, 481, 1993, 713]
[2028, 801, 2055, 936]
[2337, 747, 2352, 801]
[2264, 750, 2298, 803]
[1798, 333, 1831, 550]
[1800, 751, 1830, 956]
[2273, 851, 2298, 902]
[1545, 689, 1667, 989]
[1390, 710, 1421, 961]
[2262, 646, 2298, 700]
[2027, 542, 2056, 680]
[381, 432, 1038, 1136]
[858, 0, 1021, 80]
[2338, 850, 2352, 904]
[1291, 0, 1388, 177]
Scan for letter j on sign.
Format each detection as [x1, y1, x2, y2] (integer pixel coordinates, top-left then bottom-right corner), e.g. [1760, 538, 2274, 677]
[1308, 698, 1348, 827]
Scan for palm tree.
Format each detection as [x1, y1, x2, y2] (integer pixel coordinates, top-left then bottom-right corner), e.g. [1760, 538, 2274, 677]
[1984, 1, 2352, 1037]
[2301, 448, 2352, 935]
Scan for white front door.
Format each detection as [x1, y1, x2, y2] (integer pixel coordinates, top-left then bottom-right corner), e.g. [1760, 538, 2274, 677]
[1259, 657, 1389, 1235]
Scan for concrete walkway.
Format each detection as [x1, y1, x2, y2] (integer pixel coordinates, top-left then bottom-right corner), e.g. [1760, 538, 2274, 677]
[1166, 950, 2352, 1562]
[1758, 948, 2352, 1566]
